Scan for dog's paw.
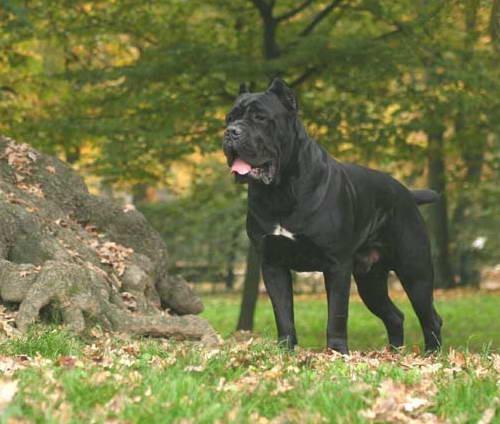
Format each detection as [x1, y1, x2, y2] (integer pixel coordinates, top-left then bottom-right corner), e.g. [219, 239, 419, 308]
[277, 335, 298, 350]
[327, 338, 349, 355]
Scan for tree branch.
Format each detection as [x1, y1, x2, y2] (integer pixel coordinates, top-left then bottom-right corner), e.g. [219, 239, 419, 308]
[300, 0, 344, 37]
[373, 26, 403, 41]
[276, 0, 315, 22]
[0, 86, 18, 96]
[490, 0, 500, 53]
[288, 24, 411, 88]
[290, 67, 318, 87]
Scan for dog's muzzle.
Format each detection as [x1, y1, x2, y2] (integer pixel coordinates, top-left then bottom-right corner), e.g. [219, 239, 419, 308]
[222, 123, 276, 185]
[225, 125, 242, 140]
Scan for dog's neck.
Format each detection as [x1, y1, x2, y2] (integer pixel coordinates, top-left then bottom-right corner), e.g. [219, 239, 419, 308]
[248, 118, 334, 218]
[281, 118, 333, 188]
[278, 117, 309, 180]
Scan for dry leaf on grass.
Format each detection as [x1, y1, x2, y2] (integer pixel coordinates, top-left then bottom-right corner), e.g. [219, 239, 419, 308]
[492, 354, 500, 373]
[217, 374, 260, 394]
[184, 365, 205, 373]
[0, 306, 20, 339]
[0, 379, 18, 414]
[57, 356, 77, 369]
[448, 349, 466, 369]
[0, 357, 27, 378]
[359, 378, 440, 423]
[478, 407, 497, 424]
[271, 379, 295, 396]
[477, 396, 500, 424]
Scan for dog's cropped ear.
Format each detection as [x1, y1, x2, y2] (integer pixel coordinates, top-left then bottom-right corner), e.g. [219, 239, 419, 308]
[239, 83, 249, 95]
[267, 78, 298, 112]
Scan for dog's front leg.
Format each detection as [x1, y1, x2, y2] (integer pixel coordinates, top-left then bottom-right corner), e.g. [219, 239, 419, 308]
[262, 262, 297, 349]
[324, 262, 352, 354]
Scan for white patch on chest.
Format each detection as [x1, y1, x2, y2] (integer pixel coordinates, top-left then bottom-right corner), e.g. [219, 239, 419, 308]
[273, 225, 295, 240]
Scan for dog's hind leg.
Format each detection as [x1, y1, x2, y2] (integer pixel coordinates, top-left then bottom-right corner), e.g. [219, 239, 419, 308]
[395, 265, 443, 353]
[354, 263, 405, 349]
[391, 210, 443, 353]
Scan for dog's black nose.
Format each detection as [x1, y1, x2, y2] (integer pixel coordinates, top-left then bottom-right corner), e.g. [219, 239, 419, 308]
[226, 125, 242, 139]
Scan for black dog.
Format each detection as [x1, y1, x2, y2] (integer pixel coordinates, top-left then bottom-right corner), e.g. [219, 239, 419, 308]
[223, 78, 442, 354]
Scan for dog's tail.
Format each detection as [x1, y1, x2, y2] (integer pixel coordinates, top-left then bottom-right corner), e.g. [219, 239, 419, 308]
[411, 189, 439, 205]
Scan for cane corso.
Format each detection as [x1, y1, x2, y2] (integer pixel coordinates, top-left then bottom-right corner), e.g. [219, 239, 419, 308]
[222, 78, 443, 354]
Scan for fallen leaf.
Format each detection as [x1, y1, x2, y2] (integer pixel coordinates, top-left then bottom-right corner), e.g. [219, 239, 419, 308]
[0, 379, 18, 413]
[57, 356, 77, 368]
[478, 407, 496, 424]
[271, 378, 295, 396]
[184, 365, 205, 372]
[27, 151, 37, 162]
[448, 349, 466, 368]
[0, 357, 22, 377]
[403, 397, 429, 412]
[359, 379, 438, 423]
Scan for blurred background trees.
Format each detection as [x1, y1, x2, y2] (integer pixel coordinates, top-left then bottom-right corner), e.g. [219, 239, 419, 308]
[1, 0, 498, 329]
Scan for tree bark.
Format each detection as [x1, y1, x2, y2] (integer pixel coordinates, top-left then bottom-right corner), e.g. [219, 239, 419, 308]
[225, 227, 240, 290]
[236, 243, 261, 331]
[426, 128, 454, 289]
[251, 0, 279, 60]
[449, 0, 492, 286]
[490, 0, 500, 53]
[132, 183, 149, 205]
[236, 0, 279, 330]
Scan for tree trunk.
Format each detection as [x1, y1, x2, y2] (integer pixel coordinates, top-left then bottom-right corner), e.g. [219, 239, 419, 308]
[236, 243, 261, 331]
[450, 0, 486, 286]
[236, 0, 279, 330]
[427, 129, 454, 289]
[64, 145, 80, 164]
[132, 183, 149, 205]
[452, 118, 485, 286]
[224, 227, 240, 291]
[490, 0, 500, 53]
[263, 15, 279, 60]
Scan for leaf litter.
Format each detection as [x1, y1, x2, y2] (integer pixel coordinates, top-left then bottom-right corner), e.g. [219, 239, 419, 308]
[0, 330, 497, 422]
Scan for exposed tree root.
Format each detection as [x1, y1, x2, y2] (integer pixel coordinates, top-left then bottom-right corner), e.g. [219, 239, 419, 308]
[0, 136, 218, 344]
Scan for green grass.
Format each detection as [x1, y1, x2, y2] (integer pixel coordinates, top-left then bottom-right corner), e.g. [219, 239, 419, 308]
[0, 326, 84, 359]
[202, 291, 500, 352]
[0, 291, 498, 423]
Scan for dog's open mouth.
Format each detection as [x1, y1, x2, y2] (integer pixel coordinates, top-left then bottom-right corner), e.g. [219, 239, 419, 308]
[230, 158, 275, 185]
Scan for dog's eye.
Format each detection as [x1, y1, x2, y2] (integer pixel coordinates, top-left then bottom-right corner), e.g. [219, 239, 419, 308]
[226, 115, 234, 124]
[254, 114, 267, 122]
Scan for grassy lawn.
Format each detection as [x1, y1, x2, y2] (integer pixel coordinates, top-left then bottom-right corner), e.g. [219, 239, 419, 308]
[0, 291, 498, 423]
[202, 290, 500, 352]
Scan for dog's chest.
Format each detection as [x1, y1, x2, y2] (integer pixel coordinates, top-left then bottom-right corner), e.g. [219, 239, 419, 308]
[263, 225, 327, 272]
[272, 224, 295, 240]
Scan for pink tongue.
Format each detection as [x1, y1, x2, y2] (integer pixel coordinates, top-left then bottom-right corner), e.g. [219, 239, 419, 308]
[231, 158, 252, 175]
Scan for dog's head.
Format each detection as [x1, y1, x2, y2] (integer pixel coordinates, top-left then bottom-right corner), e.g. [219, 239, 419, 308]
[222, 78, 299, 185]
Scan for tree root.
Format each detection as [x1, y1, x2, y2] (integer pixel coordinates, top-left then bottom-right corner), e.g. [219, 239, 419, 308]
[0, 137, 219, 344]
